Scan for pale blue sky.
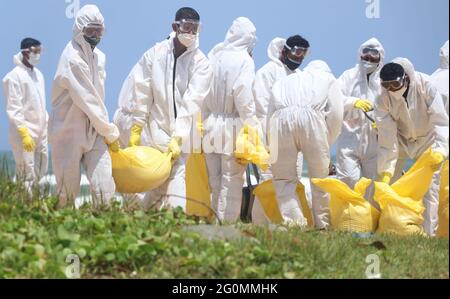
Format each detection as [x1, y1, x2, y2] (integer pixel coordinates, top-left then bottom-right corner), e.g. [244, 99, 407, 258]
[0, 0, 448, 150]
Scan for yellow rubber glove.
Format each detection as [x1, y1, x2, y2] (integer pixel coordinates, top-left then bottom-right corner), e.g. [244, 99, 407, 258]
[128, 124, 143, 147]
[168, 137, 182, 161]
[379, 172, 392, 184]
[18, 127, 35, 152]
[354, 99, 374, 112]
[431, 152, 445, 171]
[108, 139, 121, 152]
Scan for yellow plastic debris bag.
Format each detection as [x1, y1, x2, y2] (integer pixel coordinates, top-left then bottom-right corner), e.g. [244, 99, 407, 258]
[373, 148, 440, 236]
[110, 146, 172, 194]
[311, 178, 380, 233]
[185, 153, 213, 220]
[437, 160, 449, 238]
[235, 124, 270, 171]
[253, 180, 313, 227]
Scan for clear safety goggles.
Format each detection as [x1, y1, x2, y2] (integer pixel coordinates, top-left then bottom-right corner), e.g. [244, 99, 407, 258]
[361, 47, 380, 63]
[381, 73, 406, 91]
[175, 19, 202, 34]
[284, 44, 309, 63]
[285, 44, 309, 57]
[22, 45, 44, 54]
[83, 23, 106, 38]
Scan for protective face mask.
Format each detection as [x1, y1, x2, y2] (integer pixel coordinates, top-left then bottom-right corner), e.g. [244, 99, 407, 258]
[84, 35, 102, 47]
[361, 60, 378, 74]
[28, 53, 41, 66]
[178, 33, 197, 48]
[390, 85, 408, 97]
[285, 56, 301, 71]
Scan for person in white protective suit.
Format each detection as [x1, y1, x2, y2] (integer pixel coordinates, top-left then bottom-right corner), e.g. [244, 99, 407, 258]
[335, 38, 385, 196]
[126, 7, 212, 211]
[376, 58, 449, 236]
[3, 38, 48, 195]
[49, 5, 120, 207]
[202, 17, 257, 223]
[251, 35, 310, 224]
[431, 40, 449, 116]
[268, 60, 344, 228]
[253, 35, 310, 182]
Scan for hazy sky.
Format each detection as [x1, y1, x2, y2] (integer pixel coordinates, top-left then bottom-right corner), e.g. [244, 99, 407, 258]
[0, 0, 448, 150]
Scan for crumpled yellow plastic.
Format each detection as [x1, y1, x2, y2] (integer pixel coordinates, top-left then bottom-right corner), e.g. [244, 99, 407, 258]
[437, 160, 449, 238]
[312, 177, 380, 233]
[373, 148, 440, 236]
[253, 180, 313, 227]
[185, 153, 213, 220]
[110, 146, 172, 194]
[235, 124, 270, 171]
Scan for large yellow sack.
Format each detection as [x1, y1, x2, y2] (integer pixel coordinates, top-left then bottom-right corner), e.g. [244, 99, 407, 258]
[185, 153, 213, 219]
[253, 180, 313, 227]
[110, 146, 172, 193]
[374, 148, 440, 236]
[235, 124, 270, 171]
[437, 160, 449, 238]
[312, 178, 380, 233]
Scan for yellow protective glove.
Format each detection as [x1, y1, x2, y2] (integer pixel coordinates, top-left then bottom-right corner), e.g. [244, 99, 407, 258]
[431, 152, 445, 171]
[108, 139, 121, 152]
[18, 127, 35, 152]
[168, 137, 182, 161]
[128, 124, 143, 147]
[379, 172, 392, 184]
[354, 99, 374, 112]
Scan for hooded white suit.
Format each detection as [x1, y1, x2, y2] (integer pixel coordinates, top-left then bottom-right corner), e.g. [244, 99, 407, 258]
[129, 30, 212, 211]
[3, 52, 48, 189]
[203, 17, 257, 222]
[251, 38, 304, 224]
[375, 57, 449, 236]
[268, 60, 344, 228]
[431, 40, 449, 116]
[336, 38, 385, 191]
[49, 5, 119, 205]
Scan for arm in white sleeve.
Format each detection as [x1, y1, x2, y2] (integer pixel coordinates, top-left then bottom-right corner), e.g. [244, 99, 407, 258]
[253, 67, 273, 120]
[233, 59, 256, 123]
[325, 80, 344, 145]
[63, 59, 119, 143]
[375, 93, 399, 176]
[426, 82, 449, 158]
[174, 55, 213, 140]
[3, 76, 26, 130]
[131, 49, 155, 127]
[337, 71, 360, 113]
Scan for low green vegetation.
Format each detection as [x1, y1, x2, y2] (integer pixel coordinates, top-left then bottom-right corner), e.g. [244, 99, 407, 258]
[0, 174, 448, 279]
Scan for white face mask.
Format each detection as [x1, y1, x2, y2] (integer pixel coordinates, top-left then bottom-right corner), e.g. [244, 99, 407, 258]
[390, 85, 408, 97]
[361, 60, 378, 74]
[28, 53, 41, 66]
[177, 33, 197, 48]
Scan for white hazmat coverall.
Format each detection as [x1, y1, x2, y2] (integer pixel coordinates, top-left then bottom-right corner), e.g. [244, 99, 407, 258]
[3, 52, 48, 191]
[130, 33, 212, 211]
[431, 40, 449, 116]
[253, 38, 304, 182]
[251, 38, 303, 224]
[375, 57, 449, 236]
[49, 5, 120, 206]
[268, 60, 344, 228]
[336, 38, 385, 192]
[203, 17, 257, 222]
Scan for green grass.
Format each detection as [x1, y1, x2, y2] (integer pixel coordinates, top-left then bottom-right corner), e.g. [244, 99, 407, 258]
[0, 176, 448, 279]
